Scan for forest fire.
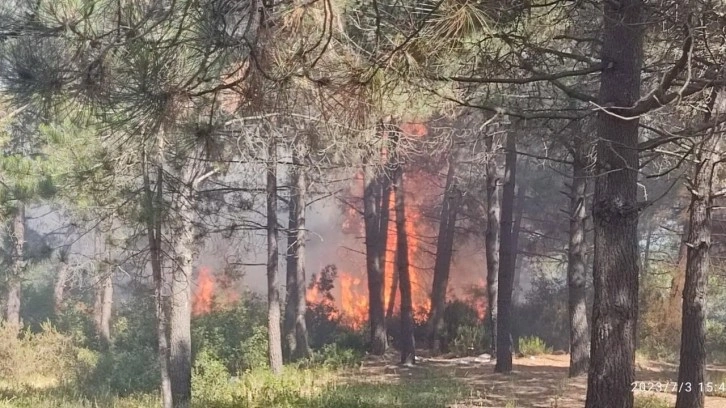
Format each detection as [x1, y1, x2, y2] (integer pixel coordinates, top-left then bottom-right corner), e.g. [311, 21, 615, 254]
[193, 267, 215, 316]
[307, 123, 437, 329]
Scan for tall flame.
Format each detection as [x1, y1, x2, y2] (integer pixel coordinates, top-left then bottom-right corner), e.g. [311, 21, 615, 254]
[193, 267, 215, 316]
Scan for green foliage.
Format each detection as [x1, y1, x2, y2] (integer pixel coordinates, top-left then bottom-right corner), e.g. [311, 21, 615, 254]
[517, 336, 552, 357]
[451, 325, 487, 357]
[238, 325, 269, 371]
[310, 343, 363, 369]
[192, 294, 268, 373]
[0, 322, 84, 387]
[633, 395, 671, 408]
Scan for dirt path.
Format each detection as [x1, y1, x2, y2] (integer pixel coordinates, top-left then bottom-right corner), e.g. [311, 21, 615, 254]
[359, 353, 726, 407]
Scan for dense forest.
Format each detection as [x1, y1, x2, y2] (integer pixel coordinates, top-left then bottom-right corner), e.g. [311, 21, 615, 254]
[0, 0, 725, 407]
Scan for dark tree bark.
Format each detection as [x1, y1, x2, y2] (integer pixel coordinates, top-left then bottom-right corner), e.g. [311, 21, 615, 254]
[363, 155, 391, 356]
[511, 188, 525, 306]
[267, 138, 284, 374]
[485, 137, 500, 356]
[170, 184, 194, 407]
[94, 264, 114, 347]
[284, 143, 311, 361]
[585, 0, 644, 405]
[386, 263, 398, 321]
[429, 152, 460, 353]
[495, 131, 517, 373]
[509, 180, 526, 354]
[53, 259, 70, 316]
[568, 144, 590, 377]
[394, 163, 415, 366]
[143, 147, 172, 408]
[5, 204, 25, 332]
[675, 93, 723, 408]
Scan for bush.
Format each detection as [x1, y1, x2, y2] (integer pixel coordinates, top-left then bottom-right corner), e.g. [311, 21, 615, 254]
[192, 293, 268, 374]
[0, 321, 80, 386]
[451, 325, 487, 357]
[312, 343, 363, 369]
[634, 395, 671, 408]
[518, 336, 552, 357]
[238, 325, 269, 371]
[440, 300, 484, 354]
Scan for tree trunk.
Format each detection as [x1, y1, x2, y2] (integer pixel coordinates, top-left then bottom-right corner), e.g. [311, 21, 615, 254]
[143, 147, 172, 408]
[568, 147, 590, 377]
[429, 152, 460, 353]
[394, 163, 415, 366]
[675, 94, 723, 408]
[511, 187, 525, 306]
[495, 131, 517, 373]
[585, 0, 643, 404]
[5, 205, 25, 332]
[53, 260, 70, 316]
[485, 136, 500, 356]
[363, 159, 390, 356]
[284, 144, 311, 361]
[170, 186, 194, 407]
[386, 264, 398, 321]
[267, 138, 284, 374]
[94, 264, 114, 347]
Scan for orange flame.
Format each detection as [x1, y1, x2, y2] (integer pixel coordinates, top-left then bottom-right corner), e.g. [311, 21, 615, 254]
[193, 267, 215, 316]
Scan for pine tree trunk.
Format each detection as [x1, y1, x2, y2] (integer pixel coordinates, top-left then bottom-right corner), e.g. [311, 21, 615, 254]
[267, 138, 284, 374]
[429, 153, 459, 353]
[170, 187, 194, 407]
[364, 160, 389, 356]
[495, 131, 517, 373]
[53, 261, 70, 316]
[568, 148, 590, 377]
[511, 189, 525, 306]
[94, 264, 114, 347]
[285, 144, 311, 361]
[5, 205, 25, 332]
[585, 0, 643, 404]
[394, 164, 415, 366]
[675, 95, 723, 408]
[485, 137, 500, 356]
[143, 148, 172, 408]
[386, 265, 398, 321]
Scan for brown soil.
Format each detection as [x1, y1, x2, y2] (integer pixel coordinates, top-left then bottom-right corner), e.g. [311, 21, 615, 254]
[359, 352, 726, 407]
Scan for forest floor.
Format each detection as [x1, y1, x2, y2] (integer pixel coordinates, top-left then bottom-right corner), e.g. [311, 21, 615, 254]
[355, 352, 726, 407]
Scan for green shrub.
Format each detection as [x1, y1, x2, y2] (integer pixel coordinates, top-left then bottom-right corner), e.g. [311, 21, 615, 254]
[84, 346, 160, 396]
[238, 325, 269, 371]
[191, 294, 268, 374]
[313, 343, 363, 369]
[518, 336, 552, 357]
[193, 349, 234, 404]
[451, 325, 486, 357]
[634, 395, 671, 408]
[441, 300, 484, 354]
[0, 321, 80, 386]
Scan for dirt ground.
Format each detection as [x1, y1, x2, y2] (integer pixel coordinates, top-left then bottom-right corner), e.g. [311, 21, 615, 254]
[359, 352, 726, 407]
